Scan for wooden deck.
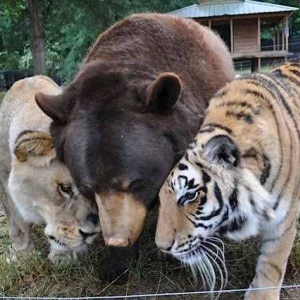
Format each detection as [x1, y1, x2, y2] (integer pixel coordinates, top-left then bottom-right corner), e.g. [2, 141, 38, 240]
[231, 50, 289, 59]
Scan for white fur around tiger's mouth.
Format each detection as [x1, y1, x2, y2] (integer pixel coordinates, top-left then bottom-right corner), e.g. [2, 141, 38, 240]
[168, 237, 228, 291]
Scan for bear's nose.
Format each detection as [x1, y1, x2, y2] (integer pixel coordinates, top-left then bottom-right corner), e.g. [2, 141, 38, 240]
[86, 214, 99, 226]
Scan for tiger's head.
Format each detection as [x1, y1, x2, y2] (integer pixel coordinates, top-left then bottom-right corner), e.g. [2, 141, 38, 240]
[156, 131, 275, 286]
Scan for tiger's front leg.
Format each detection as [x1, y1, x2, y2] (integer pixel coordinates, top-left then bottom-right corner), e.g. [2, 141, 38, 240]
[245, 220, 296, 300]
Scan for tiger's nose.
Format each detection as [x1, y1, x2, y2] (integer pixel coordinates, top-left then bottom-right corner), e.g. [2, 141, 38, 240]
[156, 239, 175, 251]
[86, 214, 99, 226]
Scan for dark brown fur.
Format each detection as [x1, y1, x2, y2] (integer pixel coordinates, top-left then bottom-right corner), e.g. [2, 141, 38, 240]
[36, 13, 235, 282]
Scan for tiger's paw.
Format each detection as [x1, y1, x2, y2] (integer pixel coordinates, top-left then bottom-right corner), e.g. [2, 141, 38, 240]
[244, 288, 280, 300]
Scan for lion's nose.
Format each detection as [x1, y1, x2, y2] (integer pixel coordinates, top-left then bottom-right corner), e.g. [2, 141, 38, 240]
[79, 229, 96, 240]
[48, 235, 55, 241]
[86, 214, 99, 226]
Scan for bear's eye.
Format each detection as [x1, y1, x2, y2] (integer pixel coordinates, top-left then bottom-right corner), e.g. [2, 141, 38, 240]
[80, 184, 95, 200]
[58, 184, 74, 199]
[128, 179, 143, 192]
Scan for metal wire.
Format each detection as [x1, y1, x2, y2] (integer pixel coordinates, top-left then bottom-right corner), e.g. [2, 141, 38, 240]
[1, 284, 300, 299]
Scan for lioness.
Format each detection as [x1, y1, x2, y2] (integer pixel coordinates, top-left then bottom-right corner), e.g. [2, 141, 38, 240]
[0, 76, 100, 261]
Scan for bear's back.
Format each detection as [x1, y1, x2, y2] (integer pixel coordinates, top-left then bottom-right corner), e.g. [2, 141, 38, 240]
[85, 13, 235, 110]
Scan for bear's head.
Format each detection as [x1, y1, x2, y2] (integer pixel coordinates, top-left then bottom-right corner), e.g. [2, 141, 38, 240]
[36, 61, 193, 247]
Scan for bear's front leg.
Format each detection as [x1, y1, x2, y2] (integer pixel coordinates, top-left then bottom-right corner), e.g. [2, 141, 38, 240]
[99, 243, 139, 284]
[245, 220, 296, 300]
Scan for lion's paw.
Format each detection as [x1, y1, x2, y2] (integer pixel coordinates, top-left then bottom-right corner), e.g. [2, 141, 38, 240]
[48, 250, 78, 265]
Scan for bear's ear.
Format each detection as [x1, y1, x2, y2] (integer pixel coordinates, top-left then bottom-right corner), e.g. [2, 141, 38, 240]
[203, 135, 240, 168]
[14, 131, 56, 166]
[146, 72, 182, 112]
[35, 92, 66, 122]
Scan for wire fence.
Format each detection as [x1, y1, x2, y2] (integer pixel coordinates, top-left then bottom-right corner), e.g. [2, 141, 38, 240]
[1, 284, 300, 299]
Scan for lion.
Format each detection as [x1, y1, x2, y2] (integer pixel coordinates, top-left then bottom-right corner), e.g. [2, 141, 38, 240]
[0, 76, 101, 261]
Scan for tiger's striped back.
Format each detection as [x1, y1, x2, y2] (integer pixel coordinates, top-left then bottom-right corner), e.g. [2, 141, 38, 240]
[156, 62, 300, 300]
[206, 62, 300, 207]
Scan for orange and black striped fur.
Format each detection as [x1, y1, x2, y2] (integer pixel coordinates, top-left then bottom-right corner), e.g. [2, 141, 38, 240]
[156, 62, 300, 299]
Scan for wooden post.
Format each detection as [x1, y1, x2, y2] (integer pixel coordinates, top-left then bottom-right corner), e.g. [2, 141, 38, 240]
[277, 28, 280, 50]
[208, 19, 211, 29]
[257, 17, 261, 51]
[282, 18, 285, 51]
[285, 15, 289, 51]
[230, 18, 234, 53]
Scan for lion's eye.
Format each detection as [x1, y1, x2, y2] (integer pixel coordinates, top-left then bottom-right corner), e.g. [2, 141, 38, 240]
[58, 184, 74, 199]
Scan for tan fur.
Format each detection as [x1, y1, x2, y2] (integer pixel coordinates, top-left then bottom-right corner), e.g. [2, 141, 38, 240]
[0, 76, 100, 261]
[156, 62, 300, 299]
[14, 131, 55, 163]
[96, 192, 147, 247]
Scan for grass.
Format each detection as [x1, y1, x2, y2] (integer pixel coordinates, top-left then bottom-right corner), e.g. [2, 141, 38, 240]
[235, 61, 283, 76]
[1, 203, 300, 299]
[1, 65, 300, 298]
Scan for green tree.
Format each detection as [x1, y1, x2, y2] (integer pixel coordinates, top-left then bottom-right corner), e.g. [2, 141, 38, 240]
[0, 0, 196, 80]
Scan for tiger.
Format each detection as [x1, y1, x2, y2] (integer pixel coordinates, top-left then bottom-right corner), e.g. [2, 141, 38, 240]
[155, 61, 300, 299]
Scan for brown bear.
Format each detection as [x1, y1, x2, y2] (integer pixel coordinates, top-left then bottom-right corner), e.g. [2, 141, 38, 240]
[36, 13, 235, 282]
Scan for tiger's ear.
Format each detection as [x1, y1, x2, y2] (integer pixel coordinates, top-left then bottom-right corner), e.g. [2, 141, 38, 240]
[14, 131, 56, 167]
[35, 92, 66, 122]
[146, 72, 182, 112]
[203, 135, 240, 168]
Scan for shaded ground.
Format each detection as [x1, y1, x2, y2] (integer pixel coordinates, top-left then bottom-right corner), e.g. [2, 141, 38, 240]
[1, 202, 300, 299]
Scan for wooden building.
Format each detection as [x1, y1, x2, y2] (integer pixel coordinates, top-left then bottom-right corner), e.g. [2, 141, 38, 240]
[169, 0, 298, 71]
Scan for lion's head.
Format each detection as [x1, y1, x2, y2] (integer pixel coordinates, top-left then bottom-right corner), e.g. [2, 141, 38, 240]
[8, 130, 101, 255]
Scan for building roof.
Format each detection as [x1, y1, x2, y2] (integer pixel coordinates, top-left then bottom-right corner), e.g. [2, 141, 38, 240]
[169, 0, 298, 19]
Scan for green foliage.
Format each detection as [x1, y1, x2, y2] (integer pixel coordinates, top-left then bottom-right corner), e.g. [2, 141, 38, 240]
[0, 0, 196, 81]
[1, 0, 299, 81]
[258, 0, 300, 34]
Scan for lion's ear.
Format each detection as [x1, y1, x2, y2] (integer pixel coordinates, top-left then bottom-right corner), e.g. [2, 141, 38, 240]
[14, 131, 56, 166]
[146, 72, 182, 112]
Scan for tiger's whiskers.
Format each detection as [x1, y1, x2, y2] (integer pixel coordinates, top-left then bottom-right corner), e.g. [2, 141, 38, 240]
[183, 238, 227, 300]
